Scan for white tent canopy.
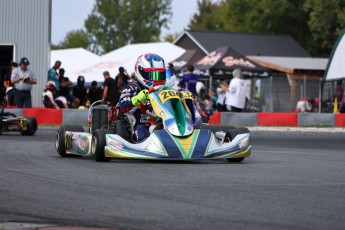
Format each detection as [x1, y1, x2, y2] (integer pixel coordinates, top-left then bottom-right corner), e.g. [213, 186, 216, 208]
[324, 29, 345, 81]
[73, 42, 185, 82]
[51, 48, 101, 82]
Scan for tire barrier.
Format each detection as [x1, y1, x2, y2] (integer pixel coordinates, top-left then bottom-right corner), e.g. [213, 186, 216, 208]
[4, 108, 345, 127]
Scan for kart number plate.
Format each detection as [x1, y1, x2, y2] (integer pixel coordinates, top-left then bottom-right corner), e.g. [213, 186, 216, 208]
[180, 91, 194, 100]
[158, 90, 180, 104]
[8, 124, 19, 131]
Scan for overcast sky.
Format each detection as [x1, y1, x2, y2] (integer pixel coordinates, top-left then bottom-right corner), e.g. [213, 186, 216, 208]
[52, 0, 198, 44]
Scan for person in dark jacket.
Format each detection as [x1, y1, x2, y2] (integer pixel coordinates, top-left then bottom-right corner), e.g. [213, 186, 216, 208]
[72, 76, 87, 106]
[101, 71, 119, 107]
[87, 80, 103, 105]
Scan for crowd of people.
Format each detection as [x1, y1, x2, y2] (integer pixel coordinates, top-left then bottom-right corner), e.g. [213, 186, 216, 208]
[43, 61, 131, 109]
[166, 63, 249, 113]
[166, 63, 252, 113]
[1, 55, 252, 114]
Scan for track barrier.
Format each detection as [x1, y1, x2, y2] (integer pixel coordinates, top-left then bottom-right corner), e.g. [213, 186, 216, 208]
[3, 108, 343, 127]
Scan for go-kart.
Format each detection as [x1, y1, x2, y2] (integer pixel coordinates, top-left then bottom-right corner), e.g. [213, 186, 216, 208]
[0, 98, 38, 135]
[55, 86, 251, 163]
[55, 99, 117, 156]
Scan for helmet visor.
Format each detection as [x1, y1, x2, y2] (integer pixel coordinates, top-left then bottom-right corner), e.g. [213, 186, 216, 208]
[142, 68, 166, 81]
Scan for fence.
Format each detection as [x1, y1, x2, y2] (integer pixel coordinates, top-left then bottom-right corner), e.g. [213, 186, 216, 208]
[203, 73, 343, 113]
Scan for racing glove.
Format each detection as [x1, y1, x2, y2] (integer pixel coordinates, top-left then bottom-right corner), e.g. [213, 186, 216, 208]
[131, 89, 149, 107]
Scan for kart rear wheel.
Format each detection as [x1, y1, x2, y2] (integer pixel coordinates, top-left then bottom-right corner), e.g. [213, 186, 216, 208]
[20, 116, 38, 136]
[225, 127, 250, 163]
[92, 129, 112, 162]
[113, 120, 131, 142]
[55, 125, 84, 157]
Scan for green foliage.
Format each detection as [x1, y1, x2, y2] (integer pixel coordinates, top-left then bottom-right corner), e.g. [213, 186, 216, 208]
[188, 0, 345, 57]
[51, 29, 90, 50]
[189, 0, 220, 30]
[163, 32, 181, 43]
[84, 0, 172, 54]
[303, 0, 345, 56]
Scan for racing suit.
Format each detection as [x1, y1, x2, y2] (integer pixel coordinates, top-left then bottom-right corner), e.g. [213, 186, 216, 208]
[118, 83, 151, 142]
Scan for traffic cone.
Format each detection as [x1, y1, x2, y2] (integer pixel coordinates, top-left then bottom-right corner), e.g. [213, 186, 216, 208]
[333, 97, 339, 113]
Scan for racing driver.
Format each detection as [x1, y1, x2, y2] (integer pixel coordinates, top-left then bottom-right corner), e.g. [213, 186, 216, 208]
[118, 53, 167, 142]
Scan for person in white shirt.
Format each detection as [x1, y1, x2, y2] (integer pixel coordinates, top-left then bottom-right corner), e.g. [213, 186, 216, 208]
[11, 57, 37, 108]
[225, 68, 247, 112]
[216, 80, 228, 112]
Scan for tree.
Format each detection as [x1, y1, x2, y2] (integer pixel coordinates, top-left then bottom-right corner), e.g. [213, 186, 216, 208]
[162, 32, 181, 43]
[188, 0, 220, 30]
[303, 0, 345, 56]
[51, 29, 90, 50]
[85, 0, 172, 54]
[188, 0, 345, 57]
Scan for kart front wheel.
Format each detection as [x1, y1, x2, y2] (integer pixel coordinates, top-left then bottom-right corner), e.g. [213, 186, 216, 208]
[92, 129, 112, 162]
[225, 127, 250, 163]
[20, 116, 38, 136]
[55, 125, 84, 157]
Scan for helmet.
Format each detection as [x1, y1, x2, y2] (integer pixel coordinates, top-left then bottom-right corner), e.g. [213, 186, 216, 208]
[46, 81, 56, 92]
[77, 76, 85, 85]
[20, 57, 30, 66]
[134, 53, 166, 89]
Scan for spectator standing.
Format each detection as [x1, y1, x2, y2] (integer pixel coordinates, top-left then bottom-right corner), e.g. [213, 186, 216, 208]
[225, 68, 247, 112]
[72, 76, 87, 106]
[48, 61, 62, 93]
[11, 57, 37, 108]
[102, 71, 119, 106]
[179, 64, 198, 98]
[59, 68, 80, 108]
[4, 62, 18, 106]
[87, 81, 103, 105]
[216, 80, 228, 112]
[115, 66, 129, 88]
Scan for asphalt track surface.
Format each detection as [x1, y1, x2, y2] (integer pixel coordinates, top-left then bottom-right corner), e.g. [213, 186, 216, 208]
[0, 127, 345, 230]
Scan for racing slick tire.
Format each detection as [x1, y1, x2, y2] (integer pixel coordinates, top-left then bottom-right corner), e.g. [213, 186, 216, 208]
[92, 129, 112, 162]
[225, 127, 250, 163]
[113, 120, 131, 142]
[55, 125, 84, 157]
[20, 116, 38, 136]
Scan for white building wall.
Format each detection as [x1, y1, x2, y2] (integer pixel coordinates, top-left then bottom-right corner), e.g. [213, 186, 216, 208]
[0, 0, 51, 107]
